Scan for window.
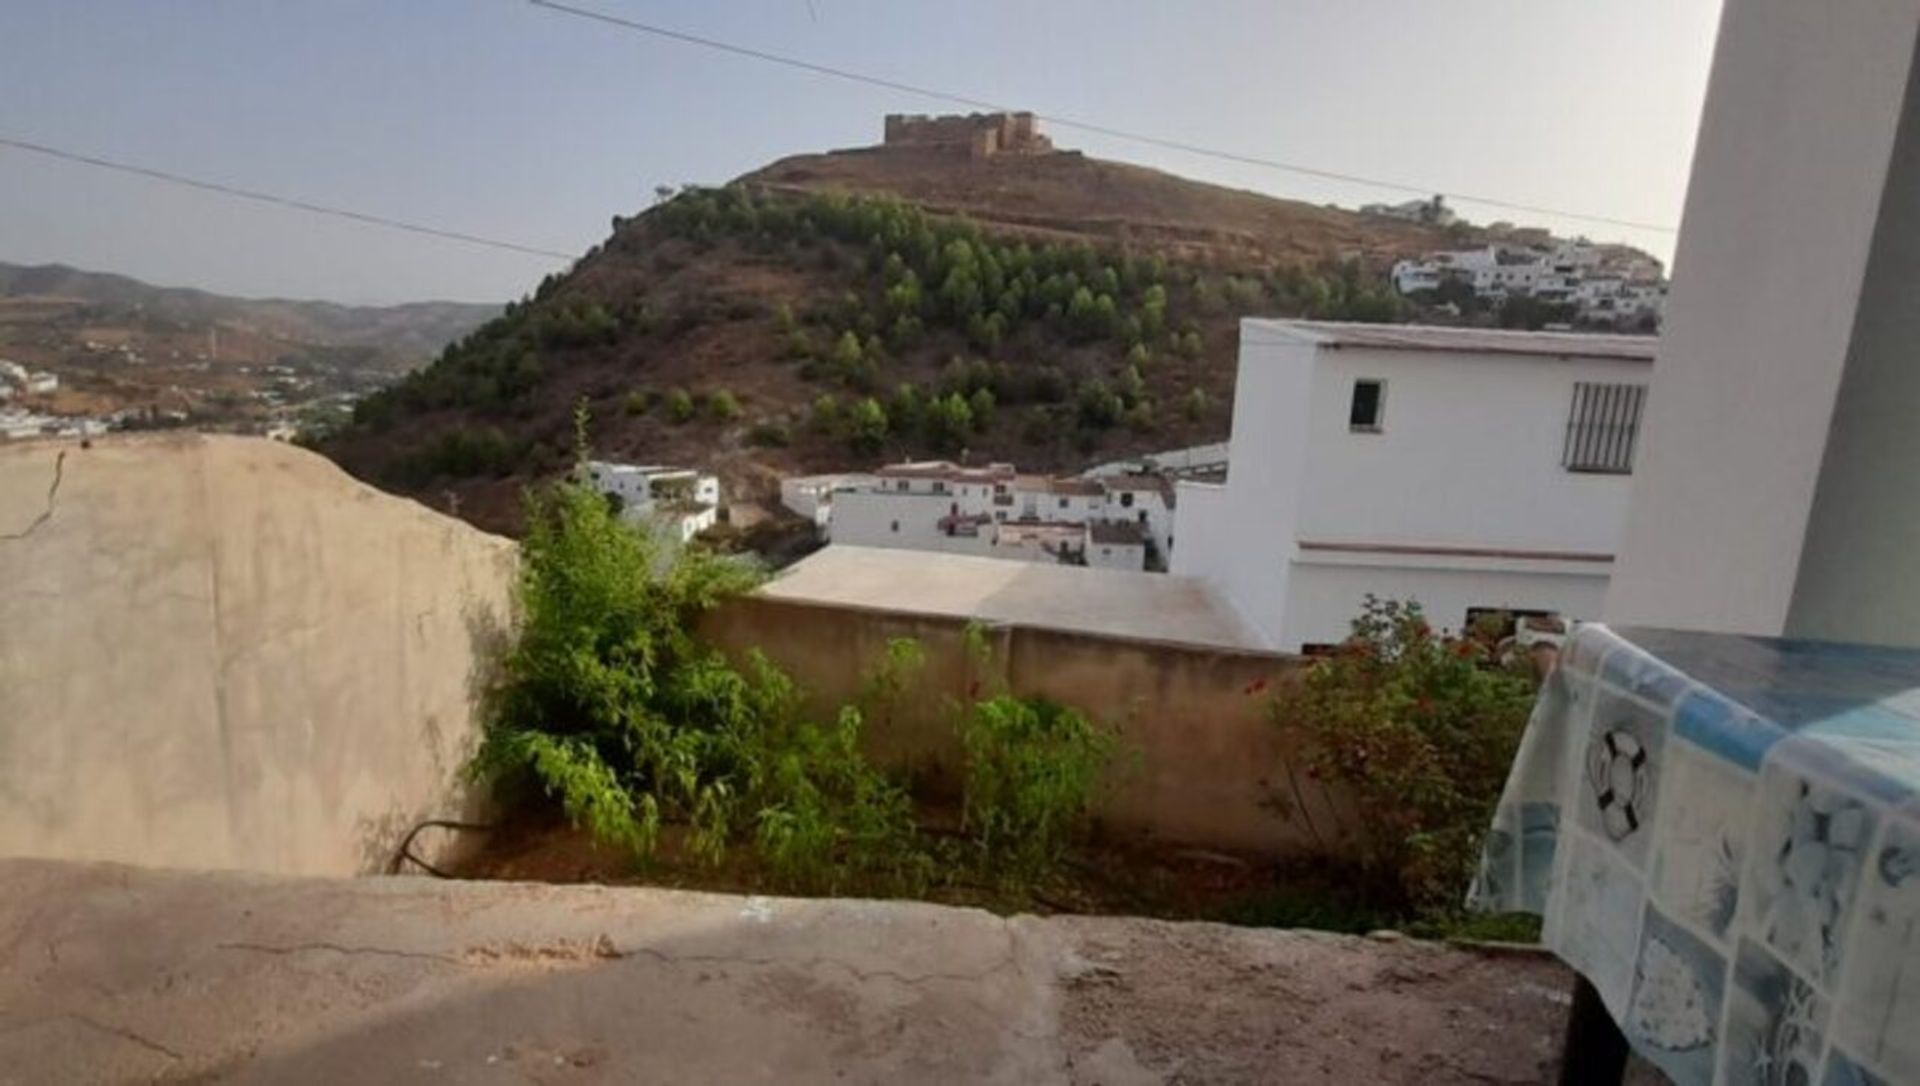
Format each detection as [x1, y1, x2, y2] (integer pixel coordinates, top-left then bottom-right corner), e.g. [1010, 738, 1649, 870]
[1058, 497, 1069, 509]
[932, 481, 947, 494]
[1349, 379, 1386, 432]
[890, 520, 899, 533]
[895, 480, 909, 492]
[1120, 491, 1135, 508]
[1563, 382, 1647, 473]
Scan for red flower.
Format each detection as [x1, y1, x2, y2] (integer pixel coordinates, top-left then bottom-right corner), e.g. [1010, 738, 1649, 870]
[1243, 676, 1270, 696]
[967, 679, 982, 699]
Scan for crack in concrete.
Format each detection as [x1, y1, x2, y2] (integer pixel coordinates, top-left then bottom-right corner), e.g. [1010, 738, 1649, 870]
[217, 940, 464, 966]
[615, 942, 1023, 989]
[0, 1011, 182, 1061]
[215, 934, 1023, 990]
[0, 449, 65, 541]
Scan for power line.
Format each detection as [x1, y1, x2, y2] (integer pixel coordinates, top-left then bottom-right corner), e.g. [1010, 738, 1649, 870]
[0, 135, 577, 260]
[528, 0, 1678, 236]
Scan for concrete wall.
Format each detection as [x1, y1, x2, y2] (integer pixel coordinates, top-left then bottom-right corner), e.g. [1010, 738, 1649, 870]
[1170, 327, 1316, 647]
[1788, 38, 1920, 643]
[0, 434, 516, 875]
[700, 594, 1346, 856]
[1607, 0, 1920, 636]
[1282, 556, 1609, 649]
[830, 489, 990, 556]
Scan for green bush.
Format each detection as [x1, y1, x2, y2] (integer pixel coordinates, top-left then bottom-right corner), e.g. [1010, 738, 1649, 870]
[846, 397, 889, 456]
[390, 425, 525, 484]
[1268, 596, 1534, 912]
[706, 388, 743, 422]
[666, 388, 695, 424]
[955, 628, 1116, 881]
[470, 472, 925, 889]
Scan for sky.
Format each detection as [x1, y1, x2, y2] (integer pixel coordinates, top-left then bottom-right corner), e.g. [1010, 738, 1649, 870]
[0, 1, 1724, 306]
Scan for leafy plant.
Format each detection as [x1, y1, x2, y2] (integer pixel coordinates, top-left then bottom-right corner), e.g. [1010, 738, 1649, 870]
[953, 627, 1116, 882]
[1269, 596, 1535, 913]
[471, 452, 925, 889]
[706, 388, 743, 422]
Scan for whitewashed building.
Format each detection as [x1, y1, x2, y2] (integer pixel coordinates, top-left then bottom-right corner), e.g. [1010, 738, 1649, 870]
[1392, 243, 1668, 327]
[825, 460, 1172, 571]
[1087, 521, 1148, 571]
[1172, 320, 1657, 650]
[582, 461, 720, 543]
[778, 472, 877, 530]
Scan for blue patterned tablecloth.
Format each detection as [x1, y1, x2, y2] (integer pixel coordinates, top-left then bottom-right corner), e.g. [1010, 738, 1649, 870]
[1473, 624, 1920, 1086]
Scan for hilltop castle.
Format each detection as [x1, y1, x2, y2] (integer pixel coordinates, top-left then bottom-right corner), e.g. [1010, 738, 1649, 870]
[881, 112, 1054, 159]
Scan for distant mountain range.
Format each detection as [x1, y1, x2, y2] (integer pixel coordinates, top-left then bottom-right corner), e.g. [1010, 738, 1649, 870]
[0, 261, 499, 369]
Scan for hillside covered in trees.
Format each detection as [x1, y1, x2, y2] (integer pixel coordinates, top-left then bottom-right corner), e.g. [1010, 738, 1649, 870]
[319, 147, 1448, 535]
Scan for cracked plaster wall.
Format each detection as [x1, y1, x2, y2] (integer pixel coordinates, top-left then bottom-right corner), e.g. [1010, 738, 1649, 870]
[0, 434, 516, 875]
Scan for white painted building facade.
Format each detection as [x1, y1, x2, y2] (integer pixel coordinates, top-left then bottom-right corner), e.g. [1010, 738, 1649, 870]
[1606, 0, 1920, 649]
[778, 472, 876, 530]
[1172, 320, 1657, 650]
[824, 461, 1172, 571]
[582, 461, 721, 543]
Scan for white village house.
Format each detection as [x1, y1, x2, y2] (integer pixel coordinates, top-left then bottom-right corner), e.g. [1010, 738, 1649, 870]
[1390, 241, 1668, 328]
[1173, 320, 1656, 651]
[582, 461, 721, 543]
[824, 461, 1176, 572]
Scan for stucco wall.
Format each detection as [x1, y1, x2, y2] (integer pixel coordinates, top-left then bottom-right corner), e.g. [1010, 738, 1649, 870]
[1281, 558, 1609, 649]
[0, 434, 516, 875]
[1178, 323, 1645, 649]
[1607, 0, 1920, 635]
[699, 595, 1345, 856]
[1295, 344, 1643, 553]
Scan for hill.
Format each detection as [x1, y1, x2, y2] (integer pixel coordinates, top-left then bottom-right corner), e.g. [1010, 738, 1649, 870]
[0, 261, 496, 427]
[319, 139, 1468, 536]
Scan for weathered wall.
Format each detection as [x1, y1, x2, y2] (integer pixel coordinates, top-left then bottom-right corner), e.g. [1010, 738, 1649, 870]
[700, 595, 1345, 855]
[0, 434, 516, 875]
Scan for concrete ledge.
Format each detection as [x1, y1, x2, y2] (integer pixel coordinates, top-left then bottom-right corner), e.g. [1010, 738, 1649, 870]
[0, 859, 1574, 1083]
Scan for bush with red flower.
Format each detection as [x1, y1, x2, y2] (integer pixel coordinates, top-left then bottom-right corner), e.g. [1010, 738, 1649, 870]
[1270, 596, 1536, 913]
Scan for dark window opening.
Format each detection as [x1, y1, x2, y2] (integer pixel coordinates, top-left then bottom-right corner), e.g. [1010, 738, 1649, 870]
[1120, 492, 1135, 508]
[1349, 379, 1386, 432]
[1562, 382, 1646, 473]
[889, 520, 899, 533]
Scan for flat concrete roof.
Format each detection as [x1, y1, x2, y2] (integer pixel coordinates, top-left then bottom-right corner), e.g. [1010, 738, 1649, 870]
[1245, 319, 1658, 361]
[0, 858, 1575, 1083]
[761, 545, 1265, 650]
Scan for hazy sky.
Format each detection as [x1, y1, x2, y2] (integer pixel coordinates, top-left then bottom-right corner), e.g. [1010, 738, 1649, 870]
[1, 1, 1723, 306]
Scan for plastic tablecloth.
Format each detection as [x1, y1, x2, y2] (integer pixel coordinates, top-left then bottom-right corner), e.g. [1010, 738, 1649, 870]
[1472, 624, 1920, 1086]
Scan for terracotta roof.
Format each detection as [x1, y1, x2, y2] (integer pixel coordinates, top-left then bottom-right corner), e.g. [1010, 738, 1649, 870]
[1247, 319, 1658, 361]
[1089, 521, 1145, 546]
